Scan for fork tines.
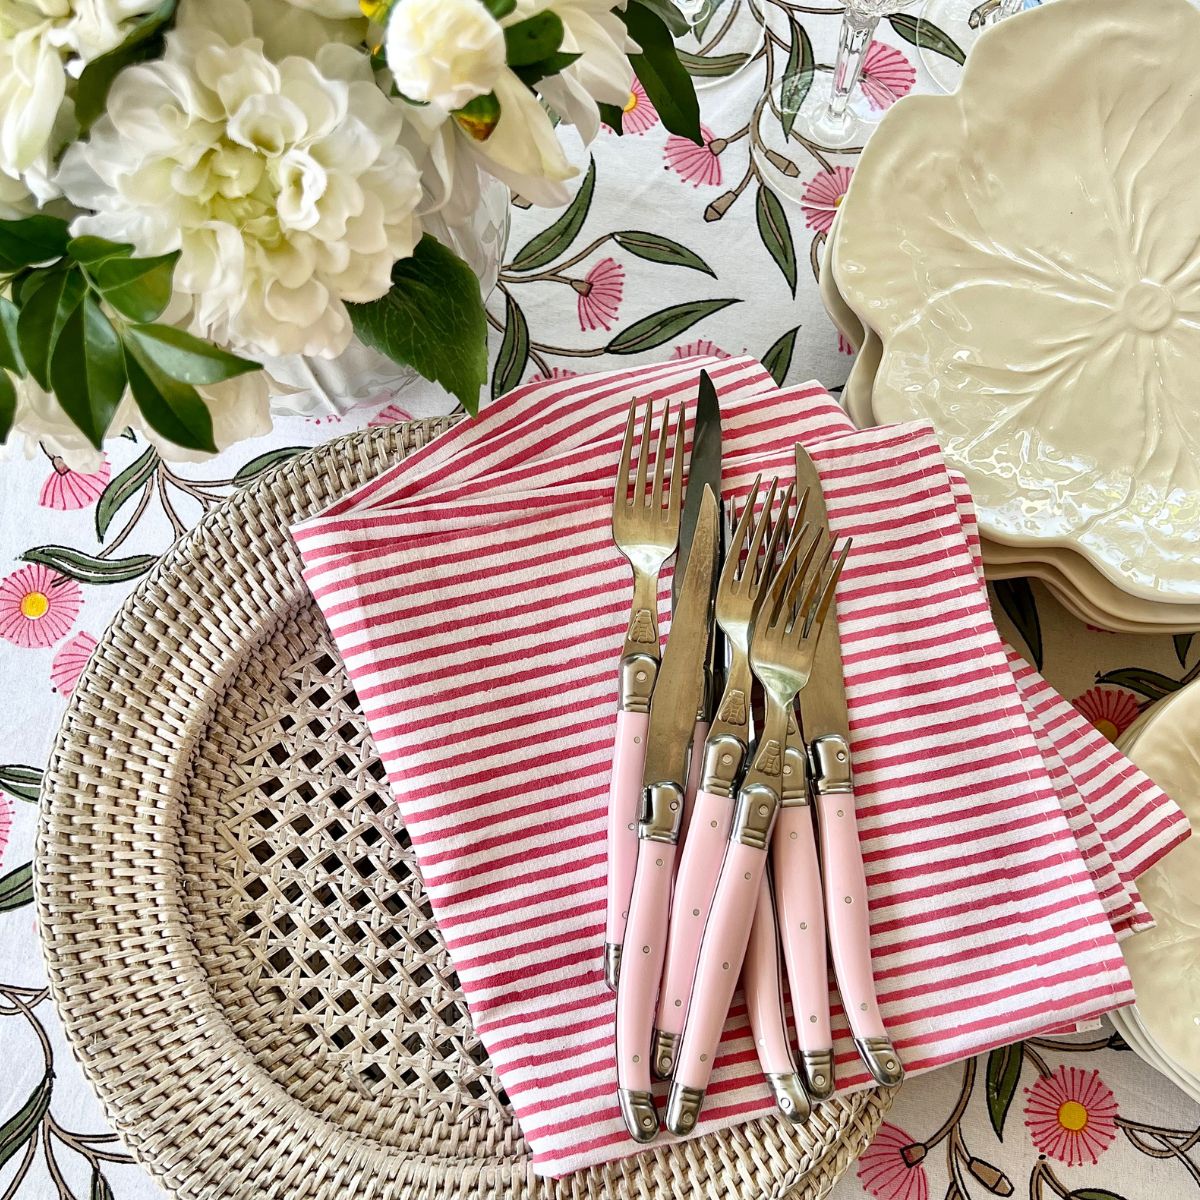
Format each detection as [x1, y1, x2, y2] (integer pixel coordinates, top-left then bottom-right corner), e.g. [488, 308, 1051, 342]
[614, 397, 684, 524]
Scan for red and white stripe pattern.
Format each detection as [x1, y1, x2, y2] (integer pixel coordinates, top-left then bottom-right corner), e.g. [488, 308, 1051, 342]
[293, 362, 1187, 1178]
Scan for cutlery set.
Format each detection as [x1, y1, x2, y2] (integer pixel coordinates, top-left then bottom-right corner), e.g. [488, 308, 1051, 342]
[607, 372, 903, 1144]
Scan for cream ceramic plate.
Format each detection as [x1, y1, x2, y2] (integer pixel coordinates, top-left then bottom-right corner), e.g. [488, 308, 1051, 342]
[832, 0, 1200, 604]
[1114, 687, 1200, 1098]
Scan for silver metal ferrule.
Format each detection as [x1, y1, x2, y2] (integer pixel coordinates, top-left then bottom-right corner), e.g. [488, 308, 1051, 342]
[639, 781, 684, 844]
[780, 738, 810, 808]
[855, 1036, 904, 1087]
[809, 733, 853, 795]
[764, 1072, 812, 1123]
[699, 731, 747, 798]
[603, 942, 622, 991]
[617, 1089, 660, 1143]
[652, 1029, 679, 1079]
[665, 1083, 705, 1136]
[731, 781, 780, 850]
[617, 652, 658, 714]
[799, 1050, 836, 1101]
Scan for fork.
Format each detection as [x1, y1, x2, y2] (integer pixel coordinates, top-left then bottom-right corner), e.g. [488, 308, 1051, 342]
[665, 524, 851, 1135]
[651, 478, 795, 1076]
[605, 397, 684, 990]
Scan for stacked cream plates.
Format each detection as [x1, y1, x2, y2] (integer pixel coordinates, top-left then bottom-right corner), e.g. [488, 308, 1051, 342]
[1112, 684, 1200, 1103]
[820, 0, 1200, 634]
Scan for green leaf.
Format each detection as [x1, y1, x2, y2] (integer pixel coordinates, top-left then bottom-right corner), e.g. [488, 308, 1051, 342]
[74, 0, 175, 132]
[0, 764, 44, 804]
[88, 250, 180, 322]
[90, 1169, 115, 1200]
[504, 11, 564, 66]
[513, 50, 582, 87]
[453, 92, 501, 141]
[0, 215, 70, 272]
[348, 235, 488, 415]
[985, 1044, 1023, 1139]
[1174, 632, 1193, 667]
[1094, 668, 1181, 703]
[51, 296, 127, 449]
[232, 445, 306, 486]
[95, 445, 158, 540]
[607, 298, 739, 355]
[888, 12, 965, 66]
[611, 231, 714, 276]
[0, 371, 14, 444]
[676, 50, 750, 78]
[68, 236, 134, 266]
[121, 323, 259, 385]
[0, 1071, 52, 1167]
[622, 3, 701, 143]
[492, 289, 530, 400]
[0, 862, 33, 915]
[17, 266, 87, 391]
[123, 341, 216, 453]
[1068, 1191, 1130, 1200]
[598, 103, 624, 134]
[21, 544, 157, 584]
[0, 295, 24, 376]
[630, 0, 688, 37]
[756, 186, 797, 295]
[780, 20, 815, 138]
[991, 578, 1043, 671]
[481, 0, 517, 17]
[509, 157, 596, 272]
[762, 326, 799, 386]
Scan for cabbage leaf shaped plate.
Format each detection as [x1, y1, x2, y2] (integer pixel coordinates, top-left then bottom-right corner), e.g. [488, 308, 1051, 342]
[834, 0, 1200, 603]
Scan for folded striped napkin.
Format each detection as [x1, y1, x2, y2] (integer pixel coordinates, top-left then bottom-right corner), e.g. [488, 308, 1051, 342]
[292, 358, 1189, 1178]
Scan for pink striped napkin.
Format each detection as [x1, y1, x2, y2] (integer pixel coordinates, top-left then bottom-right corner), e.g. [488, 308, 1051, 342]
[292, 359, 1189, 1178]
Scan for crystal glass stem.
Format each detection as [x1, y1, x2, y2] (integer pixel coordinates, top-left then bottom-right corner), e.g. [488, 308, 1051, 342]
[828, 8, 882, 121]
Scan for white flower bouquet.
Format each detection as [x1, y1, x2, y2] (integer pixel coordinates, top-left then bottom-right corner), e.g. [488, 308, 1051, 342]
[0, 0, 700, 463]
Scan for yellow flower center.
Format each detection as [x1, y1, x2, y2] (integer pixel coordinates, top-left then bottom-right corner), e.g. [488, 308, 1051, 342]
[834, 193, 845, 207]
[1094, 718, 1119, 742]
[623, 91, 639, 113]
[20, 591, 50, 620]
[1057, 1100, 1089, 1132]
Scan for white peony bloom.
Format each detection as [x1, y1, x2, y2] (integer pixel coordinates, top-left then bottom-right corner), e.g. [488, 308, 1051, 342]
[56, 0, 424, 360]
[276, 0, 362, 18]
[384, 0, 506, 111]
[0, 0, 164, 193]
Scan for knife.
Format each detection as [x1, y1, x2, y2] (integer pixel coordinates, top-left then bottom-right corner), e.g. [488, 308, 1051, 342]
[616, 485, 720, 1143]
[793, 443, 904, 1089]
[674, 371, 723, 850]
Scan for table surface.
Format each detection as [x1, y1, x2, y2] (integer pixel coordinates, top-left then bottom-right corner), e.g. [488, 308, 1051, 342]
[3, 5, 1199, 1199]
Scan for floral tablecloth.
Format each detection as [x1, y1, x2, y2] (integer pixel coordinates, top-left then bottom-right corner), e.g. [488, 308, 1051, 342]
[2, 5, 1199, 1199]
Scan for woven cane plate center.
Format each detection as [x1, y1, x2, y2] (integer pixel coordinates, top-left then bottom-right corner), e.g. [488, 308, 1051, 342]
[181, 601, 521, 1156]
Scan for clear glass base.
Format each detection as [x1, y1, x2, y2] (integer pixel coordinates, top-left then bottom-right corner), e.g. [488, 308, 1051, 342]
[673, 0, 764, 89]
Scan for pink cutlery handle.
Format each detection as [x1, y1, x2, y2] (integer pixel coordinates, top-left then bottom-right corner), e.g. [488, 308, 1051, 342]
[677, 720, 710, 849]
[654, 789, 733, 1061]
[774, 807, 831, 1051]
[815, 789, 883, 1041]
[743, 880, 792, 1076]
[616, 838, 677, 1141]
[667, 838, 766, 1134]
[605, 709, 649, 985]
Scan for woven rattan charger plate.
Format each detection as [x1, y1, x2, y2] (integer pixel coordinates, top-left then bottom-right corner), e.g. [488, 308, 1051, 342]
[35, 419, 892, 1200]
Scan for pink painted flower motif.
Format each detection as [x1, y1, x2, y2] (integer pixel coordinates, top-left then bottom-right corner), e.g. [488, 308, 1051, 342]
[612, 77, 658, 135]
[672, 339, 731, 361]
[50, 630, 98, 696]
[530, 367, 579, 383]
[800, 165, 855, 234]
[664, 124, 723, 187]
[857, 1122, 929, 1200]
[575, 258, 624, 332]
[1072, 686, 1141, 742]
[838, 331, 856, 356]
[0, 792, 11, 868]
[368, 403, 414, 426]
[0, 564, 82, 649]
[859, 42, 916, 111]
[39, 454, 111, 511]
[1025, 1066, 1118, 1166]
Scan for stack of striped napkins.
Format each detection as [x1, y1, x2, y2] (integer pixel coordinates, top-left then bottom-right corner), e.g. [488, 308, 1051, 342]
[291, 356, 1189, 1178]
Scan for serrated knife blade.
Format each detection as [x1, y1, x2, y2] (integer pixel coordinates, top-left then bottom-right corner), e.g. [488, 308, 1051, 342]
[673, 371, 722, 613]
